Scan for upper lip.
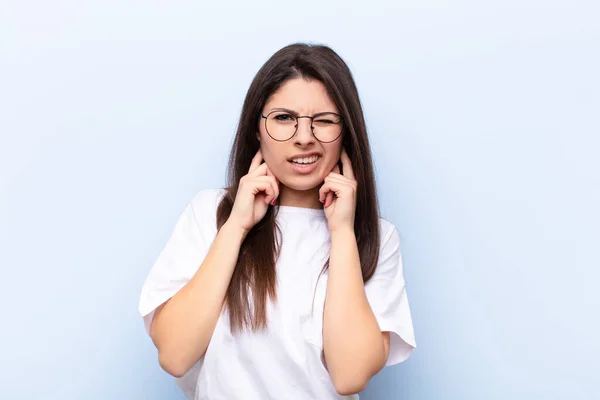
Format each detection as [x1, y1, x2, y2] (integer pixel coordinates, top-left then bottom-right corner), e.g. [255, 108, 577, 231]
[288, 152, 322, 161]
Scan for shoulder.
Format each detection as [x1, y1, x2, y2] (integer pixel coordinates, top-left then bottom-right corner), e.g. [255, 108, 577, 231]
[373, 217, 404, 275]
[378, 217, 401, 250]
[182, 188, 227, 229]
[188, 188, 227, 214]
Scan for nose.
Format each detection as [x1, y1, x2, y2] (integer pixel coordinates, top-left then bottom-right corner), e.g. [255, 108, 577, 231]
[294, 117, 316, 146]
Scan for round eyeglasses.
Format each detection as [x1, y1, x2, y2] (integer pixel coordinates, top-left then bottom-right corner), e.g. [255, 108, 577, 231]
[260, 110, 343, 143]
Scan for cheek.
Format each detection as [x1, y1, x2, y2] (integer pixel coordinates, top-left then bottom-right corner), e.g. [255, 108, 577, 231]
[258, 136, 284, 170]
[323, 144, 342, 168]
[257, 128, 273, 156]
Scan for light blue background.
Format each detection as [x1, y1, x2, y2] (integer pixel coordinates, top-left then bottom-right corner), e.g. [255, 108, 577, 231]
[1, 1, 598, 399]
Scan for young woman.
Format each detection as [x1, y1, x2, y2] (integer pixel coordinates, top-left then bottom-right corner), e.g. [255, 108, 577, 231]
[139, 43, 416, 400]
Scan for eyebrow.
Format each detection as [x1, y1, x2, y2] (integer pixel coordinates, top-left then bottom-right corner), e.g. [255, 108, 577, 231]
[268, 107, 339, 116]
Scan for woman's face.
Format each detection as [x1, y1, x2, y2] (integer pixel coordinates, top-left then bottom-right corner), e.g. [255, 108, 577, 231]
[258, 78, 343, 192]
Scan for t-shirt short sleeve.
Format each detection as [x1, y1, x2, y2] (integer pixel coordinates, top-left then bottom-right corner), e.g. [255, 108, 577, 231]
[364, 220, 417, 366]
[138, 188, 225, 335]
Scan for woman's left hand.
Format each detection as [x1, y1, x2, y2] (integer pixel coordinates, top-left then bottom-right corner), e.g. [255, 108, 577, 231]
[319, 148, 357, 233]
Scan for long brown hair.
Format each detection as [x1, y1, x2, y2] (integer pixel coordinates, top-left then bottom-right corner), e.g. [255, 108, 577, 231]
[216, 43, 380, 333]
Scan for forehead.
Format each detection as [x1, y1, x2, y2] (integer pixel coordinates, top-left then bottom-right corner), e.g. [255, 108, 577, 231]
[264, 78, 338, 114]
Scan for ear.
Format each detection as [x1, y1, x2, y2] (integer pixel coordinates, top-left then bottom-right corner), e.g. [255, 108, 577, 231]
[256, 131, 261, 142]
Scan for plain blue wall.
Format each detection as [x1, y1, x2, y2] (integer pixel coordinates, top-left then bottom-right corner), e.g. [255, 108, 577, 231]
[1, 1, 598, 399]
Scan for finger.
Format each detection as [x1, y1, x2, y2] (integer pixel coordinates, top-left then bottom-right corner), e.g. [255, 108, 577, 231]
[250, 177, 278, 204]
[325, 174, 355, 187]
[325, 172, 346, 181]
[340, 148, 355, 180]
[248, 150, 264, 173]
[323, 176, 356, 206]
[248, 162, 268, 177]
[319, 181, 340, 207]
[265, 167, 280, 202]
[325, 191, 334, 208]
[266, 175, 280, 204]
[318, 182, 330, 204]
[254, 176, 279, 204]
[259, 177, 279, 205]
[265, 165, 280, 185]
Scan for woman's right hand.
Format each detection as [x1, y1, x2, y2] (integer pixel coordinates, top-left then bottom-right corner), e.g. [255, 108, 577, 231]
[227, 150, 279, 233]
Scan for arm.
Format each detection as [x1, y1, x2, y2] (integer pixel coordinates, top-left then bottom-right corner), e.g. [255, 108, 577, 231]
[149, 150, 279, 378]
[323, 227, 390, 395]
[318, 148, 388, 395]
[150, 221, 246, 378]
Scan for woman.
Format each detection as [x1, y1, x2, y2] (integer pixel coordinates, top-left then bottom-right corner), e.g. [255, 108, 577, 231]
[139, 43, 416, 399]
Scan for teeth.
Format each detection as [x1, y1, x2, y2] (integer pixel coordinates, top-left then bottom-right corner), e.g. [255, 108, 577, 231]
[292, 155, 319, 164]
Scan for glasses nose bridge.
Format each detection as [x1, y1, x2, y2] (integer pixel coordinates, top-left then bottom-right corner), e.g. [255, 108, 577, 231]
[294, 115, 315, 140]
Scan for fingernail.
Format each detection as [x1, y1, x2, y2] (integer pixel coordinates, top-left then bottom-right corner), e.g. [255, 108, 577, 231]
[271, 199, 276, 205]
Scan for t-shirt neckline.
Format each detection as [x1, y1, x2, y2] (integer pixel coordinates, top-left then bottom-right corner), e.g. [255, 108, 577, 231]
[275, 205, 326, 218]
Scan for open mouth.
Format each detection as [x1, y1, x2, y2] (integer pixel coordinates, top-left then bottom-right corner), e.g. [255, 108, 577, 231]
[290, 155, 321, 165]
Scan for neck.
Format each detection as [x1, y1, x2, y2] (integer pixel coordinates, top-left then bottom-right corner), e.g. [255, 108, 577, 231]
[279, 185, 323, 209]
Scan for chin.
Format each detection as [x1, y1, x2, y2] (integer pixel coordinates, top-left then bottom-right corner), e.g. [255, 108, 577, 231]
[280, 176, 324, 192]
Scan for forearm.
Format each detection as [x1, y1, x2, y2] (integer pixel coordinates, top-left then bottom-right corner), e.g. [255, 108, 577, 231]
[151, 221, 246, 377]
[323, 227, 387, 394]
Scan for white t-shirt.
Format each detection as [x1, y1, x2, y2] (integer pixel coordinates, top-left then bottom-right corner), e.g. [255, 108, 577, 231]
[139, 188, 416, 400]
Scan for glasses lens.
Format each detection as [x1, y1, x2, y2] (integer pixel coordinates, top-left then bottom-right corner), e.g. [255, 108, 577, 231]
[312, 113, 342, 142]
[266, 112, 297, 141]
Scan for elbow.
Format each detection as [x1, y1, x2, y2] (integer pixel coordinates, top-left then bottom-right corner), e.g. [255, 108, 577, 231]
[153, 334, 208, 378]
[158, 350, 192, 378]
[332, 375, 369, 396]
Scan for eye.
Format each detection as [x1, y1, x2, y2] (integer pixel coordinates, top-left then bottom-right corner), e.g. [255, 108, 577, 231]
[314, 114, 340, 125]
[273, 112, 295, 122]
[315, 118, 335, 124]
